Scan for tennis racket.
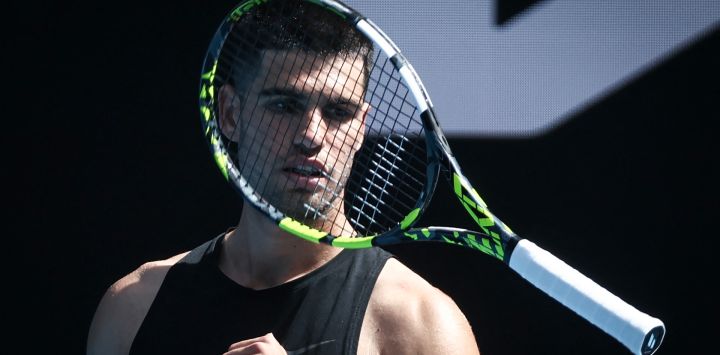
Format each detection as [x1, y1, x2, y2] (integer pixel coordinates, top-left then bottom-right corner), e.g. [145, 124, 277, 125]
[198, 0, 665, 354]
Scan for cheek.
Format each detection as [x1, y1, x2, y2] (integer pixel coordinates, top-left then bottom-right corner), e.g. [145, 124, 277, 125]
[330, 122, 365, 156]
[262, 114, 302, 155]
[348, 120, 366, 151]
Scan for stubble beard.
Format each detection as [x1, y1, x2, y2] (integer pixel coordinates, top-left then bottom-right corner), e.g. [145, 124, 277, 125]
[266, 170, 348, 228]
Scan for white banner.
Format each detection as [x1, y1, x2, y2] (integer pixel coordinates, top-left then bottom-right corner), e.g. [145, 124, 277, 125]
[349, 0, 720, 137]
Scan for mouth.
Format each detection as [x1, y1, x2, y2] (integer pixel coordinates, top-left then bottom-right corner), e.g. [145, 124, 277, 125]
[278, 159, 343, 218]
[283, 165, 326, 177]
[281, 159, 330, 192]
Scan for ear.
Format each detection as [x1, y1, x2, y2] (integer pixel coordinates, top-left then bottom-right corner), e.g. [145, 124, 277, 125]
[218, 84, 241, 141]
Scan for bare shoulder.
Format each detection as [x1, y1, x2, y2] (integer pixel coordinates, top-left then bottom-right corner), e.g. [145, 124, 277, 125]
[360, 258, 480, 355]
[86, 251, 189, 355]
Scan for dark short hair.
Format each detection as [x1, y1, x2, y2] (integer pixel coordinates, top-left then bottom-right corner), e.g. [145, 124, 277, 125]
[215, 0, 374, 96]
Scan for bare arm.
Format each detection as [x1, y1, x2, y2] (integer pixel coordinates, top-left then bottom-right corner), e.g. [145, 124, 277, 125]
[361, 258, 480, 355]
[86, 253, 188, 355]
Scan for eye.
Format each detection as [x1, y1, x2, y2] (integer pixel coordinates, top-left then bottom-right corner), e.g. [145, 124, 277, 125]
[265, 97, 303, 114]
[324, 105, 356, 122]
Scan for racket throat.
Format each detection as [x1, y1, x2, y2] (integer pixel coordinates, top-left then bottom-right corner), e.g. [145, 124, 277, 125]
[421, 109, 454, 159]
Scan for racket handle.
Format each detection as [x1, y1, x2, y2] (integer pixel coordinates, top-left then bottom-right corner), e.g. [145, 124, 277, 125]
[508, 239, 665, 355]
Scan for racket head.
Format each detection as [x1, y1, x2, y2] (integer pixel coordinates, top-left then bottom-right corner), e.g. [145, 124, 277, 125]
[198, 0, 441, 247]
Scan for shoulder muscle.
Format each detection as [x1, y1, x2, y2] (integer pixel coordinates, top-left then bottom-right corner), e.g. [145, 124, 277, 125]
[364, 258, 480, 355]
[86, 252, 188, 355]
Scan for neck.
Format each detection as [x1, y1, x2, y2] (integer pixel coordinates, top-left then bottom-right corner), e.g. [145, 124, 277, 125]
[218, 205, 343, 290]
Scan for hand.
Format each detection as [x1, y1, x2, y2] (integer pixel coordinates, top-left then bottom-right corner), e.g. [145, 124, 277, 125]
[224, 333, 287, 355]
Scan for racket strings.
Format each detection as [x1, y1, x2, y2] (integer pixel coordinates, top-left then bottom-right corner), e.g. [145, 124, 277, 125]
[218, 25, 282, 194]
[222, 11, 372, 233]
[214, 0, 428, 237]
[301, 52, 370, 232]
[344, 50, 427, 235]
[274, 46, 369, 231]
[223, 16, 327, 200]
[310, 53, 362, 234]
[349, 139, 423, 232]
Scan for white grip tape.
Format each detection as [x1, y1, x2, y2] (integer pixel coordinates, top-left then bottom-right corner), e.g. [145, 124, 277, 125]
[509, 239, 665, 355]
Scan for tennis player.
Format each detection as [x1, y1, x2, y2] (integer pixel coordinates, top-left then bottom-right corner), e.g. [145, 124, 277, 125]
[87, 2, 479, 354]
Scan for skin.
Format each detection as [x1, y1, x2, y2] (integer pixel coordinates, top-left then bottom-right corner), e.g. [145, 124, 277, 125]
[87, 50, 480, 355]
[220, 50, 369, 236]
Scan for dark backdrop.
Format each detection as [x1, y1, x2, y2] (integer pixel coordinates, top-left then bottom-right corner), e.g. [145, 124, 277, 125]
[15, 1, 718, 354]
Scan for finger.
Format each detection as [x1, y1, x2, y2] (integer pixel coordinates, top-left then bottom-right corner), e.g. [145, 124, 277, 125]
[224, 342, 270, 355]
[224, 333, 286, 355]
[227, 333, 277, 350]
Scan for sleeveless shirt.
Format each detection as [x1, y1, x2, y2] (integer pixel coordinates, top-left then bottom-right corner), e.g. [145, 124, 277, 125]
[130, 233, 393, 355]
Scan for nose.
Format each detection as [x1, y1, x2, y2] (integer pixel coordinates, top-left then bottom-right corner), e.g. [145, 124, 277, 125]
[292, 106, 326, 155]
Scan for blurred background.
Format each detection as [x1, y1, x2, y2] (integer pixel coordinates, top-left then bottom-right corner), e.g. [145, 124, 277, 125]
[13, 0, 719, 354]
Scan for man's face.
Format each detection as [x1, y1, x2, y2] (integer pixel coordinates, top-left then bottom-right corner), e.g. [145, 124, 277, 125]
[220, 49, 368, 227]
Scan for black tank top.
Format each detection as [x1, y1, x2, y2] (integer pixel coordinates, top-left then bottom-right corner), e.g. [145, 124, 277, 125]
[130, 233, 392, 355]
